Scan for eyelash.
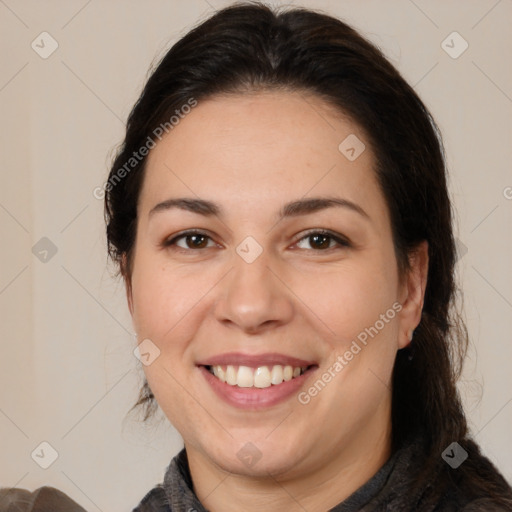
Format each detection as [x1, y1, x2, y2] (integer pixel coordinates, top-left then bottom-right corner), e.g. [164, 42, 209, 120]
[161, 229, 351, 253]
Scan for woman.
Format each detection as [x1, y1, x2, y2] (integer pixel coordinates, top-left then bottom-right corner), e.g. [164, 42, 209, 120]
[110, 2, 512, 512]
[3, 2, 510, 511]
[105, 3, 512, 510]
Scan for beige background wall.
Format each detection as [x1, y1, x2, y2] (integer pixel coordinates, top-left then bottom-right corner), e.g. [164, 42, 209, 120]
[1, 1, 511, 510]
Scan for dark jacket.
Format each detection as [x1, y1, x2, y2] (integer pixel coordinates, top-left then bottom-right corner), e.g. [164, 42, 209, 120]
[132, 433, 512, 511]
[2, 433, 512, 511]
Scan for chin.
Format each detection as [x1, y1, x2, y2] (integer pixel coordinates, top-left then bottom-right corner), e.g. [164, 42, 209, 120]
[203, 433, 311, 479]
[219, 451, 304, 479]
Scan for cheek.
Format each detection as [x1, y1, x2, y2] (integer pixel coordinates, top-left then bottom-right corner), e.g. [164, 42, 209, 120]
[300, 259, 401, 404]
[130, 253, 209, 338]
[300, 260, 399, 341]
[300, 265, 399, 420]
[130, 244, 399, 347]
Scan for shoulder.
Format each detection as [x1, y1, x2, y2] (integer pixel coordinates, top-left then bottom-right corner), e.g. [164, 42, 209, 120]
[377, 433, 512, 511]
[459, 498, 512, 511]
[132, 449, 204, 512]
[430, 440, 512, 512]
[435, 487, 512, 511]
[0, 486, 87, 511]
[132, 485, 171, 512]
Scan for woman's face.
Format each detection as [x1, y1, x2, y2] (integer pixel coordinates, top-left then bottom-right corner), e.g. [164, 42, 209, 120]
[127, 91, 425, 480]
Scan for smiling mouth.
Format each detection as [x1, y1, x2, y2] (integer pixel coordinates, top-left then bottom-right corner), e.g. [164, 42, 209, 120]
[205, 364, 311, 388]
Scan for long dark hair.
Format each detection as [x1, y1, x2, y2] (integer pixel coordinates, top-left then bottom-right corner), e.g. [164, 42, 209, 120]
[104, 1, 512, 506]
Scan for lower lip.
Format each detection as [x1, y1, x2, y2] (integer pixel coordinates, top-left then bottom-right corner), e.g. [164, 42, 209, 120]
[199, 366, 315, 410]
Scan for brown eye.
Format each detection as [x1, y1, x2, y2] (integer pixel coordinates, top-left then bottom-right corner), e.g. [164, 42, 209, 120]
[163, 231, 214, 250]
[183, 234, 209, 249]
[295, 230, 350, 251]
[309, 233, 331, 250]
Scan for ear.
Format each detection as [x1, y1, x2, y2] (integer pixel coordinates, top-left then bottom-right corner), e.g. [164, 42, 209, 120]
[397, 240, 429, 349]
[121, 253, 134, 317]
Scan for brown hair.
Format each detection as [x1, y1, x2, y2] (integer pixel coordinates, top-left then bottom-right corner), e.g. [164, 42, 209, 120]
[104, 2, 512, 506]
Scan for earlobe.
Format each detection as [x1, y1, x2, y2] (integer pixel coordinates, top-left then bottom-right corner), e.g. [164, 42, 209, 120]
[398, 240, 429, 349]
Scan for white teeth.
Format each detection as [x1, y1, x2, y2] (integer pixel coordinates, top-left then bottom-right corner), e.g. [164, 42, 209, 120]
[271, 365, 284, 385]
[209, 364, 307, 388]
[254, 366, 272, 388]
[226, 365, 237, 385]
[237, 366, 254, 388]
[213, 365, 226, 383]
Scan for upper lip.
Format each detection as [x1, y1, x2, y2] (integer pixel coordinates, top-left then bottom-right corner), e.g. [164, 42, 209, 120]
[198, 352, 317, 368]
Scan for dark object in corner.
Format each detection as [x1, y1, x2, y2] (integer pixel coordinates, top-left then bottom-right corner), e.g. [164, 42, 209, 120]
[0, 486, 87, 512]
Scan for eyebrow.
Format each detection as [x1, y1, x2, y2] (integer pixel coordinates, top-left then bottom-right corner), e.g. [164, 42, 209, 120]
[148, 196, 370, 221]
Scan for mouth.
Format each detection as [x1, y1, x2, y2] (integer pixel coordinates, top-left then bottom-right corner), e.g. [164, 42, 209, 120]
[205, 364, 310, 388]
[197, 353, 318, 409]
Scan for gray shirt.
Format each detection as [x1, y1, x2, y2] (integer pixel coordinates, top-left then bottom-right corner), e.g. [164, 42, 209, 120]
[132, 433, 512, 511]
[2, 433, 511, 511]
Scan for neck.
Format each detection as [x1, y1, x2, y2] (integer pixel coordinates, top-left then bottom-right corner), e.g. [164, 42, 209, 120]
[186, 415, 392, 512]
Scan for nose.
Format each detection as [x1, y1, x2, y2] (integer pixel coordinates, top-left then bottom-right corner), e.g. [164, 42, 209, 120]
[214, 245, 294, 334]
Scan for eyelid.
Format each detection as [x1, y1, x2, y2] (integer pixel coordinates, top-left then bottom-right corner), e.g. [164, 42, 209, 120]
[162, 228, 351, 252]
[293, 228, 351, 250]
[162, 229, 218, 249]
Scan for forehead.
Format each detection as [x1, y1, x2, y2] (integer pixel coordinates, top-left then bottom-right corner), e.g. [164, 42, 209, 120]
[140, 91, 386, 224]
